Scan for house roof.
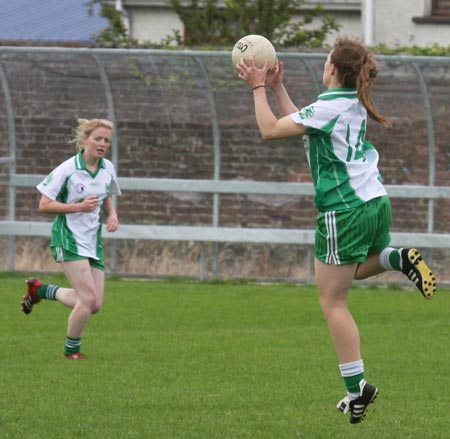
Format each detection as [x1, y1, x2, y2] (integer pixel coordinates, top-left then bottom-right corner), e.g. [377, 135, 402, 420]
[0, 0, 109, 42]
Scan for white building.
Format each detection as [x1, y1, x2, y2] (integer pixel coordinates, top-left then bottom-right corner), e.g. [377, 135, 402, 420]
[115, 0, 450, 47]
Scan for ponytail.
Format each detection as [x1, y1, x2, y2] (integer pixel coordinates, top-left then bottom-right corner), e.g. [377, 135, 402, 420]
[331, 38, 391, 128]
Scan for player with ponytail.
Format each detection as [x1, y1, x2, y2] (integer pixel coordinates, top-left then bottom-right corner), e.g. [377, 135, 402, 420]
[330, 37, 391, 128]
[236, 36, 435, 424]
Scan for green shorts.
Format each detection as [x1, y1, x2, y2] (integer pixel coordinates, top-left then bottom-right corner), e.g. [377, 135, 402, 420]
[51, 247, 105, 271]
[315, 196, 391, 265]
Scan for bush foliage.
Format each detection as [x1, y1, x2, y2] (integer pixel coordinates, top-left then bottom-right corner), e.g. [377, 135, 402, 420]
[87, 0, 450, 55]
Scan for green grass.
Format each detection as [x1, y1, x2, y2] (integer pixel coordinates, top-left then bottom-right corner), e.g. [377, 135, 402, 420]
[1, 275, 449, 439]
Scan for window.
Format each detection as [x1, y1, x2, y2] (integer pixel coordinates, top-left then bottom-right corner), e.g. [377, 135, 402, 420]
[432, 0, 450, 15]
[413, 0, 450, 22]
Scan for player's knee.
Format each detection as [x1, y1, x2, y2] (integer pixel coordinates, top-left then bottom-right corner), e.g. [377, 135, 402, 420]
[354, 262, 367, 280]
[77, 289, 97, 313]
[318, 294, 345, 317]
[90, 295, 104, 314]
[91, 302, 102, 314]
[319, 295, 332, 315]
[354, 270, 364, 280]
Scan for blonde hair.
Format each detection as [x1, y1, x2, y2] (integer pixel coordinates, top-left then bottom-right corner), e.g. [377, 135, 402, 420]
[68, 118, 114, 151]
[331, 37, 391, 128]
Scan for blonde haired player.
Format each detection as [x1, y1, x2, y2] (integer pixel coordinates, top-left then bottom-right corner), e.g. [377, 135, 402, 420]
[236, 37, 436, 423]
[21, 118, 120, 359]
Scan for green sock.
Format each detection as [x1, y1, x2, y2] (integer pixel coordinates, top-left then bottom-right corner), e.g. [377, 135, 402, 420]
[340, 359, 365, 394]
[64, 337, 82, 356]
[37, 284, 59, 300]
[343, 373, 365, 394]
[388, 249, 402, 271]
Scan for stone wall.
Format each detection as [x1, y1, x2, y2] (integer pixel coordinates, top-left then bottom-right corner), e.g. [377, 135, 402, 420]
[0, 49, 449, 282]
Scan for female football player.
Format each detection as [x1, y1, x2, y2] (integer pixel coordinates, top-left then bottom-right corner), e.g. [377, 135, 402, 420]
[236, 37, 436, 423]
[21, 118, 120, 359]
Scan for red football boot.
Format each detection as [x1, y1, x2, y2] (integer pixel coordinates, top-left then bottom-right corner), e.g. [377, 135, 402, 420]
[20, 278, 43, 315]
[64, 352, 88, 360]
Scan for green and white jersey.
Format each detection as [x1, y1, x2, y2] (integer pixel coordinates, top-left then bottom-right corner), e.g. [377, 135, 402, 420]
[291, 88, 387, 212]
[36, 151, 121, 260]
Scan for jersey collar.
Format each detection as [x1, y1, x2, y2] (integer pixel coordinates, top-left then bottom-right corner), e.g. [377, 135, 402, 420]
[318, 88, 358, 100]
[75, 150, 106, 170]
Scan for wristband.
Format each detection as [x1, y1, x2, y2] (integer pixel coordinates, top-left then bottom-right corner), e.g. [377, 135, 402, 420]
[252, 85, 266, 91]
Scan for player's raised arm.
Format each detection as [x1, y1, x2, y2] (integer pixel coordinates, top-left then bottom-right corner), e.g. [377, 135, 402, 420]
[265, 60, 299, 116]
[236, 56, 305, 140]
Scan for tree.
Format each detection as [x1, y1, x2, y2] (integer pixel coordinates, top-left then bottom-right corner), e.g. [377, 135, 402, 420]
[169, 0, 340, 47]
[86, 0, 340, 49]
[87, 0, 137, 47]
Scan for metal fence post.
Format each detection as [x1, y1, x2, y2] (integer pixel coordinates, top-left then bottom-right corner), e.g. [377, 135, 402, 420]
[0, 61, 16, 271]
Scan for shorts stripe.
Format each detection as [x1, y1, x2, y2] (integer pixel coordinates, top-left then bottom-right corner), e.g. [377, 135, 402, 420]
[325, 211, 340, 264]
[55, 247, 64, 262]
[315, 196, 392, 265]
[51, 246, 105, 270]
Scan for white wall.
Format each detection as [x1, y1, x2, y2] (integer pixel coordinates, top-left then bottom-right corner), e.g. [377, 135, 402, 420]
[123, 0, 449, 47]
[370, 0, 450, 46]
[293, 11, 362, 46]
[128, 7, 182, 44]
[127, 8, 362, 46]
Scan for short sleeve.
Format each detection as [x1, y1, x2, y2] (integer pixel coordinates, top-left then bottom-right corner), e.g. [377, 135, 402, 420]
[36, 160, 71, 200]
[290, 100, 340, 133]
[105, 160, 121, 196]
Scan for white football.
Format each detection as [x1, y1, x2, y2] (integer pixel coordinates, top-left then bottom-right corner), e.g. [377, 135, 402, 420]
[231, 34, 276, 69]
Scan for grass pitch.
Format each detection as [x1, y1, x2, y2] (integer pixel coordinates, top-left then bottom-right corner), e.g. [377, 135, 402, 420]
[1, 274, 449, 439]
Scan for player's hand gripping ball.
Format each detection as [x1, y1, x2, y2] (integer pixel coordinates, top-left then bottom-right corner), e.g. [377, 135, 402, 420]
[231, 34, 276, 69]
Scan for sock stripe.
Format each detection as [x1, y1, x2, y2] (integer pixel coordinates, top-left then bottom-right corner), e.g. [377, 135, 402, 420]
[45, 285, 59, 300]
[339, 359, 364, 377]
[65, 337, 82, 355]
[340, 359, 365, 395]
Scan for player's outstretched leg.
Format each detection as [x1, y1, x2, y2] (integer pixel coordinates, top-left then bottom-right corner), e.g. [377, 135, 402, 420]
[20, 278, 43, 314]
[337, 379, 378, 424]
[401, 248, 436, 299]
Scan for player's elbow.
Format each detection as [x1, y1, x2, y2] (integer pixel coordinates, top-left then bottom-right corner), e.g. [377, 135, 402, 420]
[261, 125, 305, 140]
[261, 131, 279, 140]
[259, 123, 288, 140]
[38, 197, 54, 213]
[38, 201, 48, 213]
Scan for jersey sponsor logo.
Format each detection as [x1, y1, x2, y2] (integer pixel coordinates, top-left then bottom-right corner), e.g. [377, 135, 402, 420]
[298, 105, 315, 120]
[75, 183, 87, 194]
[42, 173, 54, 186]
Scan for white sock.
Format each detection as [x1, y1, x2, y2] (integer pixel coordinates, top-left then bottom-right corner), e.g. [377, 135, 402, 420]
[379, 247, 395, 270]
[339, 359, 365, 400]
[339, 359, 364, 377]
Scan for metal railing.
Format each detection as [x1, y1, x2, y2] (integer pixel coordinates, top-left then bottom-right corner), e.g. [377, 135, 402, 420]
[1, 47, 449, 280]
